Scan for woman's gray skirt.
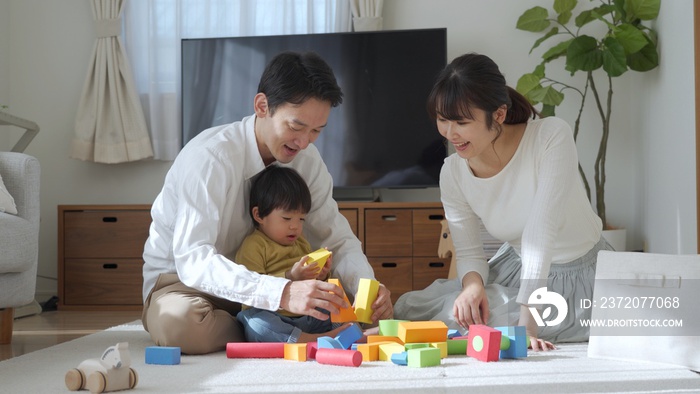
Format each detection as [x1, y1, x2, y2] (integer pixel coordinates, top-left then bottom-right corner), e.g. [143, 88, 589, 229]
[394, 237, 613, 342]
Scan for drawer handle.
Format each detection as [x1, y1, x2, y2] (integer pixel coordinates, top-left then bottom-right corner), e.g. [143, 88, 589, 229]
[103, 263, 118, 269]
[381, 215, 397, 221]
[428, 262, 445, 268]
[428, 214, 444, 221]
[103, 217, 118, 223]
[381, 262, 397, 268]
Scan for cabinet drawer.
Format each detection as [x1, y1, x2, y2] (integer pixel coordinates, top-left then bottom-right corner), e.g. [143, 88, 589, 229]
[339, 208, 358, 236]
[412, 257, 451, 290]
[413, 209, 445, 257]
[63, 210, 151, 258]
[369, 257, 412, 304]
[63, 259, 144, 305]
[364, 209, 412, 257]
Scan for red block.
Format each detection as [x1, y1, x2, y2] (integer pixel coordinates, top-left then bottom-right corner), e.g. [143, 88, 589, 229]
[226, 342, 285, 358]
[306, 341, 318, 360]
[315, 348, 363, 367]
[467, 325, 502, 362]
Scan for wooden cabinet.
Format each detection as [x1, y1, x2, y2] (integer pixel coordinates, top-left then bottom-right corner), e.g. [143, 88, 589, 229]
[58, 205, 151, 310]
[338, 202, 448, 303]
[58, 202, 447, 310]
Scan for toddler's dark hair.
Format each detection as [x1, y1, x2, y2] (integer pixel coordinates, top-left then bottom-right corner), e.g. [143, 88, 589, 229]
[249, 165, 312, 226]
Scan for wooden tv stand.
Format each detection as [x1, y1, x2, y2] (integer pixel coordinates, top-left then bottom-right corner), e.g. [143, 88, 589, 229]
[57, 202, 448, 310]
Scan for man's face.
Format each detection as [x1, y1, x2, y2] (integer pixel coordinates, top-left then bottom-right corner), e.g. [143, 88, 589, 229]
[255, 97, 331, 165]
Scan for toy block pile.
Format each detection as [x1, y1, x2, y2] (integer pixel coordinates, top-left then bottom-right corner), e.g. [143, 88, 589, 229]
[226, 321, 528, 368]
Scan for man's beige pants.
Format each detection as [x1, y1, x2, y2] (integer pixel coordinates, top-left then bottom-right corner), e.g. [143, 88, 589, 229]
[142, 274, 245, 354]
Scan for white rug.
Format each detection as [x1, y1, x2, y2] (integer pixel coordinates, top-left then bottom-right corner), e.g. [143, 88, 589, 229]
[1, 321, 698, 393]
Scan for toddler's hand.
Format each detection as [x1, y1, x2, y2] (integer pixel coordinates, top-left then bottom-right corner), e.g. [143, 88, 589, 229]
[287, 256, 320, 281]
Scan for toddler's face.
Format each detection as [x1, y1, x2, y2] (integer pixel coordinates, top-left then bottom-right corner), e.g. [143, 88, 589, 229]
[256, 208, 306, 246]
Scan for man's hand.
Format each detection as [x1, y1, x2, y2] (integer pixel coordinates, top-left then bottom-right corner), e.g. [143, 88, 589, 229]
[279, 280, 349, 320]
[369, 283, 393, 323]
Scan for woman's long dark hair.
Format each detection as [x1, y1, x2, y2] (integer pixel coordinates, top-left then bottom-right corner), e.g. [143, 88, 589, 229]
[426, 53, 538, 140]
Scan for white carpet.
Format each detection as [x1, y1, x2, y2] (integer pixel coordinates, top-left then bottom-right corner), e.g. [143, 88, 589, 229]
[1, 321, 699, 393]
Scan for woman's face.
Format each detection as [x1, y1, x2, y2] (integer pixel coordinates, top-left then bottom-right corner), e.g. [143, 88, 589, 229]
[436, 108, 496, 160]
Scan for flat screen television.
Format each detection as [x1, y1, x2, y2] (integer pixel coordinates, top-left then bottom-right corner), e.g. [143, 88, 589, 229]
[181, 28, 448, 190]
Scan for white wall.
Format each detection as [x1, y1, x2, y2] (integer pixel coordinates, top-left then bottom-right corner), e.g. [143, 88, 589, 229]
[1, 0, 696, 301]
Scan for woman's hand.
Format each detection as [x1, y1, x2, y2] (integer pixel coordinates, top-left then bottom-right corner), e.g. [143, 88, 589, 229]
[453, 272, 489, 328]
[519, 304, 556, 351]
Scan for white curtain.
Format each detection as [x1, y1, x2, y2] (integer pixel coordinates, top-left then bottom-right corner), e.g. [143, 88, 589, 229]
[72, 0, 154, 164]
[123, 0, 352, 161]
[350, 0, 383, 31]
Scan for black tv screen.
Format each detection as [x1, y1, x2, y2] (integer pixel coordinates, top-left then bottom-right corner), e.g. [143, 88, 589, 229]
[181, 28, 447, 189]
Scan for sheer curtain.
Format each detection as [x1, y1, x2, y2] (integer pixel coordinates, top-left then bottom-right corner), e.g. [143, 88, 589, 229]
[123, 0, 352, 160]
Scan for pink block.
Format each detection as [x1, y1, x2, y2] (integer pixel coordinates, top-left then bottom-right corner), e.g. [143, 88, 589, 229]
[315, 348, 363, 367]
[226, 342, 285, 358]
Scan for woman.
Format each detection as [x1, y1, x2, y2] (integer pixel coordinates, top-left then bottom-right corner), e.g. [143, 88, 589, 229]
[394, 53, 612, 350]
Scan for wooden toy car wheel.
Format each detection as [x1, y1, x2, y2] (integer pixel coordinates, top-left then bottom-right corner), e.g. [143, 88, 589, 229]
[129, 368, 139, 389]
[86, 371, 107, 394]
[64, 368, 86, 391]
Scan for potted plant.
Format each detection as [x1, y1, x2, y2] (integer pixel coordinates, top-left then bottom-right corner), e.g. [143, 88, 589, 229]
[514, 0, 660, 247]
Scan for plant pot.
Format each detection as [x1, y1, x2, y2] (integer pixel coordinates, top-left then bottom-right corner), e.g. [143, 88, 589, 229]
[602, 228, 626, 251]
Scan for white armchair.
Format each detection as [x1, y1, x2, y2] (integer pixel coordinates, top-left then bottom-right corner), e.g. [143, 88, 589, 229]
[0, 152, 40, 344]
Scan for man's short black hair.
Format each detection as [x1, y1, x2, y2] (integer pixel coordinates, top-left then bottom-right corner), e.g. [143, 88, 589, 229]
[257, 51, 343, 115]
[249, 165, 312, 226]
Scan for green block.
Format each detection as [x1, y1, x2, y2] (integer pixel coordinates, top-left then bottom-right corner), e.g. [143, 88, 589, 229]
[378, 319, 409, 337]
[407, 347, 441, 368]
[404, 343, 429, 350]
[447, 339, 468, 355]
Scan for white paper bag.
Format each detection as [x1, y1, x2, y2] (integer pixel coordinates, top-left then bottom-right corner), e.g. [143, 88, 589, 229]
[587, 251, 700, 371]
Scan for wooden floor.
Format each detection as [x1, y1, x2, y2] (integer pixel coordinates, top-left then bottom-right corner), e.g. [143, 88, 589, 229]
[0, 310, 142, 362]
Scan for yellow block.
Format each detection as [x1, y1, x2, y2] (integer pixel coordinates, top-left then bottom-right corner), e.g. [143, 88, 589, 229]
[398, 321, 449, 344]
[305, 248, 332, 270]
[284, 343, 307, 362]
[378, 342, 405, 361]
[429, 342, 448, 358]
[328, 278, 357, 322]
[354, 278, 379, 324]
[366, 335, 404, 345]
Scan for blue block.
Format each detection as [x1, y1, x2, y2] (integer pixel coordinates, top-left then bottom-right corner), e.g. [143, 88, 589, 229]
[317, 336, 343, 349]
[391, 351, 408, 366]
[334, 323, 363, 349]
[145, 346, 181, 365]
[496, 326, 527, 359]
[447, 329, 462, 339]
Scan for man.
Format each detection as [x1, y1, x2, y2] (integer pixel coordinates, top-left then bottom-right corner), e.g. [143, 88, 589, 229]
[142, 51, 393, 354]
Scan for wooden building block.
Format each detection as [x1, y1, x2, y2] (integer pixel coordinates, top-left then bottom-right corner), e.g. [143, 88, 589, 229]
[306, 342, 318, 360]
[378, 342, 406, 361]
[447, 339, 468, 355]
[316, 348, 363, 367]
[391, 351, 408, 366]
[429, 342, 448, 358]
[335, 323, 363, 349]
[305, 248, 332, 270]
[354, 278, 379, 324]
[397, 321, 448, 344]
[467, 325, 502, 362]
[496, 326, 528, 359]
[407, 347, 441, 368]
[284, 343, 307, 362]
[226, 342, 284, 358]
[378, 319, 409, 337]
[145, 346, 181, 365]
[317, 336, 344, 349]
[367, 335, 404, 345]
[328, 278, 357, 323]
[404, 343, 429, 350]
[356, 343, 379, 362]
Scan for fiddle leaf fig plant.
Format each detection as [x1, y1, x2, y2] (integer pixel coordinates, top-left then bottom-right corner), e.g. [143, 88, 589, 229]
[515, 0, 660, 228]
